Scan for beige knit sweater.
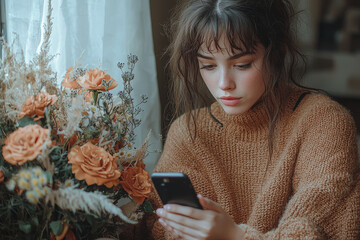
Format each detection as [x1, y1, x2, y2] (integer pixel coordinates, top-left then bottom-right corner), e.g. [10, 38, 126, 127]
[136, 88, 360, 239]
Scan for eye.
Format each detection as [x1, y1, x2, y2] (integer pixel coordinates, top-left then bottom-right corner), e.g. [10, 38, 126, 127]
[235, 63, 251, 69]
[200, 65, 216, 70]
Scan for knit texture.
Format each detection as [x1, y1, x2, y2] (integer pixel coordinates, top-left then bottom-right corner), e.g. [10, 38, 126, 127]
[134, 88, 360, 239]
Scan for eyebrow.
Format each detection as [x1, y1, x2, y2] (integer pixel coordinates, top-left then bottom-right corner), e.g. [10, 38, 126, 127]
[197, 51, 254, 60]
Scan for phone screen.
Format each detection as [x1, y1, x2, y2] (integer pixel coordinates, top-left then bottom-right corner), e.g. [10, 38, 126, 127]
[151, 172, 203, 209]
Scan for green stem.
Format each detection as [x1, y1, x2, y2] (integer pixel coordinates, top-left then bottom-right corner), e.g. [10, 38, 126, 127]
[93, 90, 99, 106]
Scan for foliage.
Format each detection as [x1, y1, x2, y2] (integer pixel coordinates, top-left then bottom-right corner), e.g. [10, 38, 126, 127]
[0, 1, 154, 239]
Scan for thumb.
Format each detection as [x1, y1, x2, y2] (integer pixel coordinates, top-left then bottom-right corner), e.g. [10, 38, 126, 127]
[198, 194, 226, 213]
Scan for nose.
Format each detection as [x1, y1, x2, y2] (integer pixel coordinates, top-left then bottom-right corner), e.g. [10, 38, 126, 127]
[219, 69, 235, 91]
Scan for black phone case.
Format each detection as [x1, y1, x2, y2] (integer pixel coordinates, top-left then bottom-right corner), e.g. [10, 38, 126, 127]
[151, 172, 203, 209]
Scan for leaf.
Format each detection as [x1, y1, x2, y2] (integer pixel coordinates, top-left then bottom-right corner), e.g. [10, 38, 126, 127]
[17, 116, 37, 127]
[86, 213, 99, 225]
[44, 171, 53, 185]
[141, 200, 154, 213]
[49, 220, 63, 235]
[18, 220, 32, 234]
[31, 216, 39, 226]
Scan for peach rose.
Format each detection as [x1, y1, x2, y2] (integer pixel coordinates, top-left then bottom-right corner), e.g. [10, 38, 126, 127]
[120, 167, 153, 204]
[62, 67, 81, 89]
[68, 142, 121, 188]
[0, 170, 4, 183]
[19, 92, 58, 121]
[2, 125, 49, 165]
[77, 68, 117, 91]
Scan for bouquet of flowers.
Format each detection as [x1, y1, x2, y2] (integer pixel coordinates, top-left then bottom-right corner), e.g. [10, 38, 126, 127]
[0, 3, 154, 239]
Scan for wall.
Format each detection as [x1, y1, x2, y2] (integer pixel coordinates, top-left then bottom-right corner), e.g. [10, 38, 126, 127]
[149, 0, 177, 142]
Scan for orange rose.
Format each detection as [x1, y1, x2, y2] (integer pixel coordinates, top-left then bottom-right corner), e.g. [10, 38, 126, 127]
[120, 167, 153, 204]
[77, 68, 117, 91]
[68, 142, 121, 188]
[18, 92, 58, 121]
[62, 67, 81, 89]
[2, 125, 49, 165]
[0, 170, 4, 183]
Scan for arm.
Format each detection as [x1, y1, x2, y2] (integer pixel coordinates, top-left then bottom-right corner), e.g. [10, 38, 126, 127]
[147, 117, 216, 239]
[239, 100, 360, 239]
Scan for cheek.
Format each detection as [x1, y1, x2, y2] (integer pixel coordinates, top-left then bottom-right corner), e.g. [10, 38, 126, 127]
[240, 71, 265, 93]
[201, 72, 217, 91]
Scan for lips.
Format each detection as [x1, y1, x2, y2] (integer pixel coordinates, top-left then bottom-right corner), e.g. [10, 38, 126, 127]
[219, 96, 242, 106]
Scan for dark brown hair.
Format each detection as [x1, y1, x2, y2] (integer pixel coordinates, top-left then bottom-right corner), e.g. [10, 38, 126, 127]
[168, 0, 306, 154]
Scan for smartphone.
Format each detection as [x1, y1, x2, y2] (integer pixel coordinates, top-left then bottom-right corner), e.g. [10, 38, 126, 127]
[151, 172, 203, 209]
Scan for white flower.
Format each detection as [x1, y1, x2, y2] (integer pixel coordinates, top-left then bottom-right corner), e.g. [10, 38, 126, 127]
[18, 170, 31, 179]
[18, 178, 30, 190]
[38, 173, 47, 185]
[137, 212, 144, 219]
[31, 167, 43, 177]
[129, 212, 138, 221]
[26, 190, 40, 204]
[5, 179, 16, 191]
[30, 178, 40, 188]
[33, 187, 45, 198]
[64, 179, 74, 187]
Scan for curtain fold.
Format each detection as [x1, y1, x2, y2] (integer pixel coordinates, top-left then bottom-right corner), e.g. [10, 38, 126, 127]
[5, 0, 161, 172]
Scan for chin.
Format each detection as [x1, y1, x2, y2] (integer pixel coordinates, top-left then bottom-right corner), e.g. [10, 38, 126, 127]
[221, 105, 249, 115]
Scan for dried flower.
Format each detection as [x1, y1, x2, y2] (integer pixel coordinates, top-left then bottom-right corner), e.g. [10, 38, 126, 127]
[80, 89, 93, 102]
[2, 125, 49, 165]
[67, 142, 121, 188]
[18, 92, 58, 120]
[61, 66, 81, 89]
[0, 12, 151, 236]
[120, 167, 153, 204]
[77, 68, 117, 91]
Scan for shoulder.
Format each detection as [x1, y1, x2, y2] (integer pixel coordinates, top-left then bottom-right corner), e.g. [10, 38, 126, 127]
[286, 91, 358, 152]
[166, 106, 211, 141]
[292, 91, 356, 131]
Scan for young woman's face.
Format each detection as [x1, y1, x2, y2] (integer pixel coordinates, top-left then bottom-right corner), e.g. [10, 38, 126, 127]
[197, 37, 266, 115]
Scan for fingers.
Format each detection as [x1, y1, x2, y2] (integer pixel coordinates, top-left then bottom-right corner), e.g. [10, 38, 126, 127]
[198, 194, 226, 214]
[160, 204, 205, 220]
[156, 207, 206, 231]
[159, 217, 204, 239]
[158, 218, 202, 240]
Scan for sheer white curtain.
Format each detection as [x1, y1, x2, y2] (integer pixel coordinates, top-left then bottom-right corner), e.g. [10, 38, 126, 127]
[5, 0, 161, 172]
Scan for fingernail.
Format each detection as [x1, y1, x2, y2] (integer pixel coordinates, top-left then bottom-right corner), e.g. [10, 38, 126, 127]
[164, 205, 171, 210]
[159, 218, 166, 226]
[197, 193, 202, 198]
[156, 209, 164, 216]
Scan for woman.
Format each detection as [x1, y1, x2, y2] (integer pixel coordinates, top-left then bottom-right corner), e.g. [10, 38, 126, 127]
[143, 0, 360, 239]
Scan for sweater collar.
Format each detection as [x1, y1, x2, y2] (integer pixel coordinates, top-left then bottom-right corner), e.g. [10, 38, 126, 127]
[208, 86, 307, 130]
[209, 99, 270, 131]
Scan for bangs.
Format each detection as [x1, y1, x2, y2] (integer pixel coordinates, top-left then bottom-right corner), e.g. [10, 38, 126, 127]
[195, 10, 259, 54]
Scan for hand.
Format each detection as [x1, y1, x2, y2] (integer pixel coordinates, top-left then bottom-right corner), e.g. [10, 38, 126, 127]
[156, 194, 244, 240]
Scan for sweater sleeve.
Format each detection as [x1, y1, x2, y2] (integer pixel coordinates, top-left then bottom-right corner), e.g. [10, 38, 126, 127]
[239, 98, 360, 239]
